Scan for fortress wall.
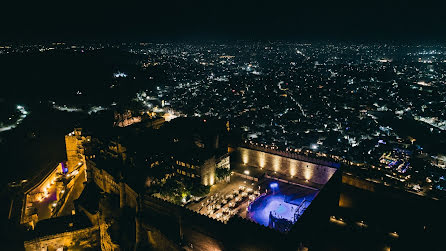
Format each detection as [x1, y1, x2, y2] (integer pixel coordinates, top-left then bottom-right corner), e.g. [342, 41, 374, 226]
[237, 147, 337, 185]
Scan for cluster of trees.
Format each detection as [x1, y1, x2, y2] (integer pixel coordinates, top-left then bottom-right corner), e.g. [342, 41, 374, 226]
[215, 167, 231, 181]
[157, 177, 210, 204]
[148, 167, 232, 204]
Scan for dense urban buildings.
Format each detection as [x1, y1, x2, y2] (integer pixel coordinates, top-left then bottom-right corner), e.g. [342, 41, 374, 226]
[4, 41, 445, 197]
[1, 41, 446, 250]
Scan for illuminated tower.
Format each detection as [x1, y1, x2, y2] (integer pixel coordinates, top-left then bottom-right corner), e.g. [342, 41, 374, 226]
[65, 128, 88, 173]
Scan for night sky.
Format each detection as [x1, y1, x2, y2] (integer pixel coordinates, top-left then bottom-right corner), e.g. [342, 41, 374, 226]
[1, 0, 445, 41]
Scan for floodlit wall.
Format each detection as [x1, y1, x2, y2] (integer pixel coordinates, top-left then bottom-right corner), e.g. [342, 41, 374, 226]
[237, 147, 337, 185]
[200, 157, 216, 186]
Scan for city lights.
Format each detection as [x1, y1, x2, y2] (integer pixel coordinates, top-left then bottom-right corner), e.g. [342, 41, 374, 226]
[7, 39, 446, 250]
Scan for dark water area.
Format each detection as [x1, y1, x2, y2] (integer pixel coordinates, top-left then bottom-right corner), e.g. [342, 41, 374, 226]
[373, 111, 446, 154]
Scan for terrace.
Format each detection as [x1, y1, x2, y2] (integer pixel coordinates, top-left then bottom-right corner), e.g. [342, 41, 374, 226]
[186, 175, 261, 222]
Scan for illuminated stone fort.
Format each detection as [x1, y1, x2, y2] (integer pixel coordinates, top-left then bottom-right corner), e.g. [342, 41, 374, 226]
[21, 123, 341, 250]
